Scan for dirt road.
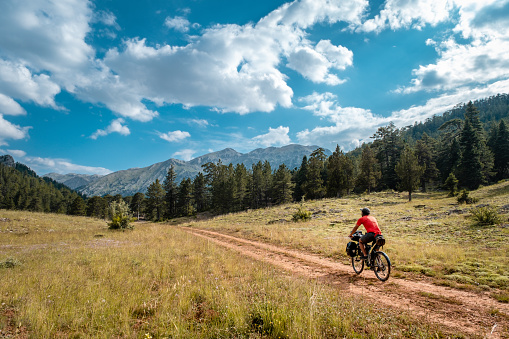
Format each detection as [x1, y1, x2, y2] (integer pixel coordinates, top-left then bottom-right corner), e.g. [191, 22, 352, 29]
[182, 227, 509, 338]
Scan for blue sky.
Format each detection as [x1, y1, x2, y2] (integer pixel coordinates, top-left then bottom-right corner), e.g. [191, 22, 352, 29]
[1, 0, 509, 175]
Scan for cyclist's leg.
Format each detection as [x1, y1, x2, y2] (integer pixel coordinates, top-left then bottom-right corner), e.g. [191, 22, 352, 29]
[359, 232, 375, 258]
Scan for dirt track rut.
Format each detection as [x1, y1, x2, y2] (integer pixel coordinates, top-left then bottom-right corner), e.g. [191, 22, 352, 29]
[182, 227, 509, 338]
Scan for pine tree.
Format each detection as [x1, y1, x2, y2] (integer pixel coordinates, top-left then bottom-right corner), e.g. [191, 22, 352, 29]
[327, 145, 354, 197]
[293, 156, 308, 201]
[272, 164, 294, 204]
[457, 102, 493, 189]
[130, 192, 145, 220]
[176, 178, 194, 216]
[356, 145, 381, 193]
[371, 122, 404, 189]
[395, 146, 424, 201]
[493, 120, 509, 180]
[193, 172, 208, 212]
[69, 196, 87, 216]
[146, 179, 165, 221]
[415, 133, 439, 192]
[163, 165, 177, 218]
[233, 164, 249, 211]
[303, 148, 326, 199]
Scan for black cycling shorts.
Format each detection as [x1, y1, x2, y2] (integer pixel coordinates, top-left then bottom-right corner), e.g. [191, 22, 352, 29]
[360, 232, 376, 244]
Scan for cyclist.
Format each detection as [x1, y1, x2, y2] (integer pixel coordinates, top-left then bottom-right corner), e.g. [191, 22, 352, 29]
[348, 207, 382, 260]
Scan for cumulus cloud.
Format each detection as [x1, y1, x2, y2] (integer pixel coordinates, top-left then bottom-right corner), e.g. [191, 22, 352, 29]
[4, 149, 27, 158]
[0, 115, 31, 146]
[0, 93, 25, 116]
[172, 149, 196, 161]
[0, 60, 61, 108]
[251, 126, 291, 147]
[159, 130, 191, 143]
[358, 0, 453, 33]
[287, 40, 353, 85]
[296, 92, 387, 149]
[91, 118, 130, 139]
[165, 16, 191, 32]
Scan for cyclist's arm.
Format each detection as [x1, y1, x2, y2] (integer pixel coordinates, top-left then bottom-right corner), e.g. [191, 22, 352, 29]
[349, 224, 360, 238]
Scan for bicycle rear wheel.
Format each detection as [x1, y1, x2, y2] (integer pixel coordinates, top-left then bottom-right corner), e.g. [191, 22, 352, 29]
[372, 251, 391, 281]
[351, 256, 364, 274]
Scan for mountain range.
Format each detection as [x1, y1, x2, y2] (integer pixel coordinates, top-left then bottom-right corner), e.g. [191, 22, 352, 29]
[44, 144, 330, 197]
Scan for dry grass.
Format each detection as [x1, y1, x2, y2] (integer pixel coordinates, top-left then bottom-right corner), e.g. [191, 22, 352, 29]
[1, 208, 461, 338]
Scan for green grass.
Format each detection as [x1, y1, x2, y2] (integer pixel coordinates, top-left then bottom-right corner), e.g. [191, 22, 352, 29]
[0, 210, 454, 338]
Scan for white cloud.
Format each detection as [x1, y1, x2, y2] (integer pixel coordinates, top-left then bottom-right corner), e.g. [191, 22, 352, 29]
[296, 92, 387, 150]
[251, 126, 291, 147]
[159, 130, 191, 143]
[0, 0, 93, 74]
[24, 156, 112, 175]
[172, 149, 196, 161]
[358, 0, 453, 33]
[5, 149, 27, 158]
[188, 119, 209, 127]
[0, 93, 25, 116]
[0, 115, 30, 146]
[91, 118, 130, 139]
[0, 60, 61, 108]
[286, 40, 353, 85]
[165, 16, 191, 32]
[0, 149, 111, 175]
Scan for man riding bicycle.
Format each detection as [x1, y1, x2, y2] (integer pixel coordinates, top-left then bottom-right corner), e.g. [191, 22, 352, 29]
[348, 207, 382, 260]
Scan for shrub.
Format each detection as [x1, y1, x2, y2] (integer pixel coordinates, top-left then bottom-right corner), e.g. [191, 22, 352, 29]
[457, 189, 479, 204]
[0, 257, 21, 269]
[292, 206, 312, 222]
[109, 200, 134, 230]
[470, 206, 502, 226]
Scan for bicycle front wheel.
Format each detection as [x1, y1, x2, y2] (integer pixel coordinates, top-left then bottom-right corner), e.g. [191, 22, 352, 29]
[351, 256, 364, 274]
[372, 251, 391, 281]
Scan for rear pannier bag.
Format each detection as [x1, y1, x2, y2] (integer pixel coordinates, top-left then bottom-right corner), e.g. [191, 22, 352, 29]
[346, 241, 357, 257]
[375, 234, 385, 246]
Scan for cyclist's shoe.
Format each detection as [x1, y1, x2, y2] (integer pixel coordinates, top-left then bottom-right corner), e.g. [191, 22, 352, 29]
[360, 255, 368, 260]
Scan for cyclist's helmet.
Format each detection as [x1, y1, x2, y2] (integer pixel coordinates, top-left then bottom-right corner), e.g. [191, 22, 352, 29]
[361, 207, 370, 216]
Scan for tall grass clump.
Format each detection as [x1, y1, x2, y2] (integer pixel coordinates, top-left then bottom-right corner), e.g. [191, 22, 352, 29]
[470, 206, 502, 226]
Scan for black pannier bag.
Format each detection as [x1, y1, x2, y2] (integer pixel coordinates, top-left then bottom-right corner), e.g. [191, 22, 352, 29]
[346, 241, 358, 257]
[375, 234, 385, 246]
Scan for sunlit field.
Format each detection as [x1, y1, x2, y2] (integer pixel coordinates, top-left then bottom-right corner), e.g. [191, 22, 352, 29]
[186, 181, 509, 294]
[0, 207, 468, 338]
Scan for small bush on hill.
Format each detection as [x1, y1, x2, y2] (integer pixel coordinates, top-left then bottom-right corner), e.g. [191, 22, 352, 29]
[109, 200, 134, 230]
[457, 189, 479, 204]
[470, 206, 502, 226]
[292, 206, 312, 222]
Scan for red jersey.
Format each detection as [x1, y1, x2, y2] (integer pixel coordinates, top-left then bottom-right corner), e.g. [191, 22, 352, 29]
[356, 215, 381, 235]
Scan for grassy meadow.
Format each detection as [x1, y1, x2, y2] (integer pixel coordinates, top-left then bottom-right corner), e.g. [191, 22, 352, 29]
[0, 181, 508, 338]
[184, 181, 509, 294]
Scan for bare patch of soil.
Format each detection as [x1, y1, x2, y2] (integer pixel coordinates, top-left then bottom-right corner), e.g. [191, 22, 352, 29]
[182, 227, 509, 339]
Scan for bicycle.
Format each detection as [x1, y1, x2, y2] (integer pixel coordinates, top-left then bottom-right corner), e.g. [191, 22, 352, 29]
[346, 231, 391, 281]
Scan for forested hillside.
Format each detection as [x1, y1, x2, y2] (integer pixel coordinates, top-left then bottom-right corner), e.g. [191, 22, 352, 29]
[0, 161, 86, 215]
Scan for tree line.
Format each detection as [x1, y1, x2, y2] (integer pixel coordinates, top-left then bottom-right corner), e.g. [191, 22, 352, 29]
[1, 100, 508, 220]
